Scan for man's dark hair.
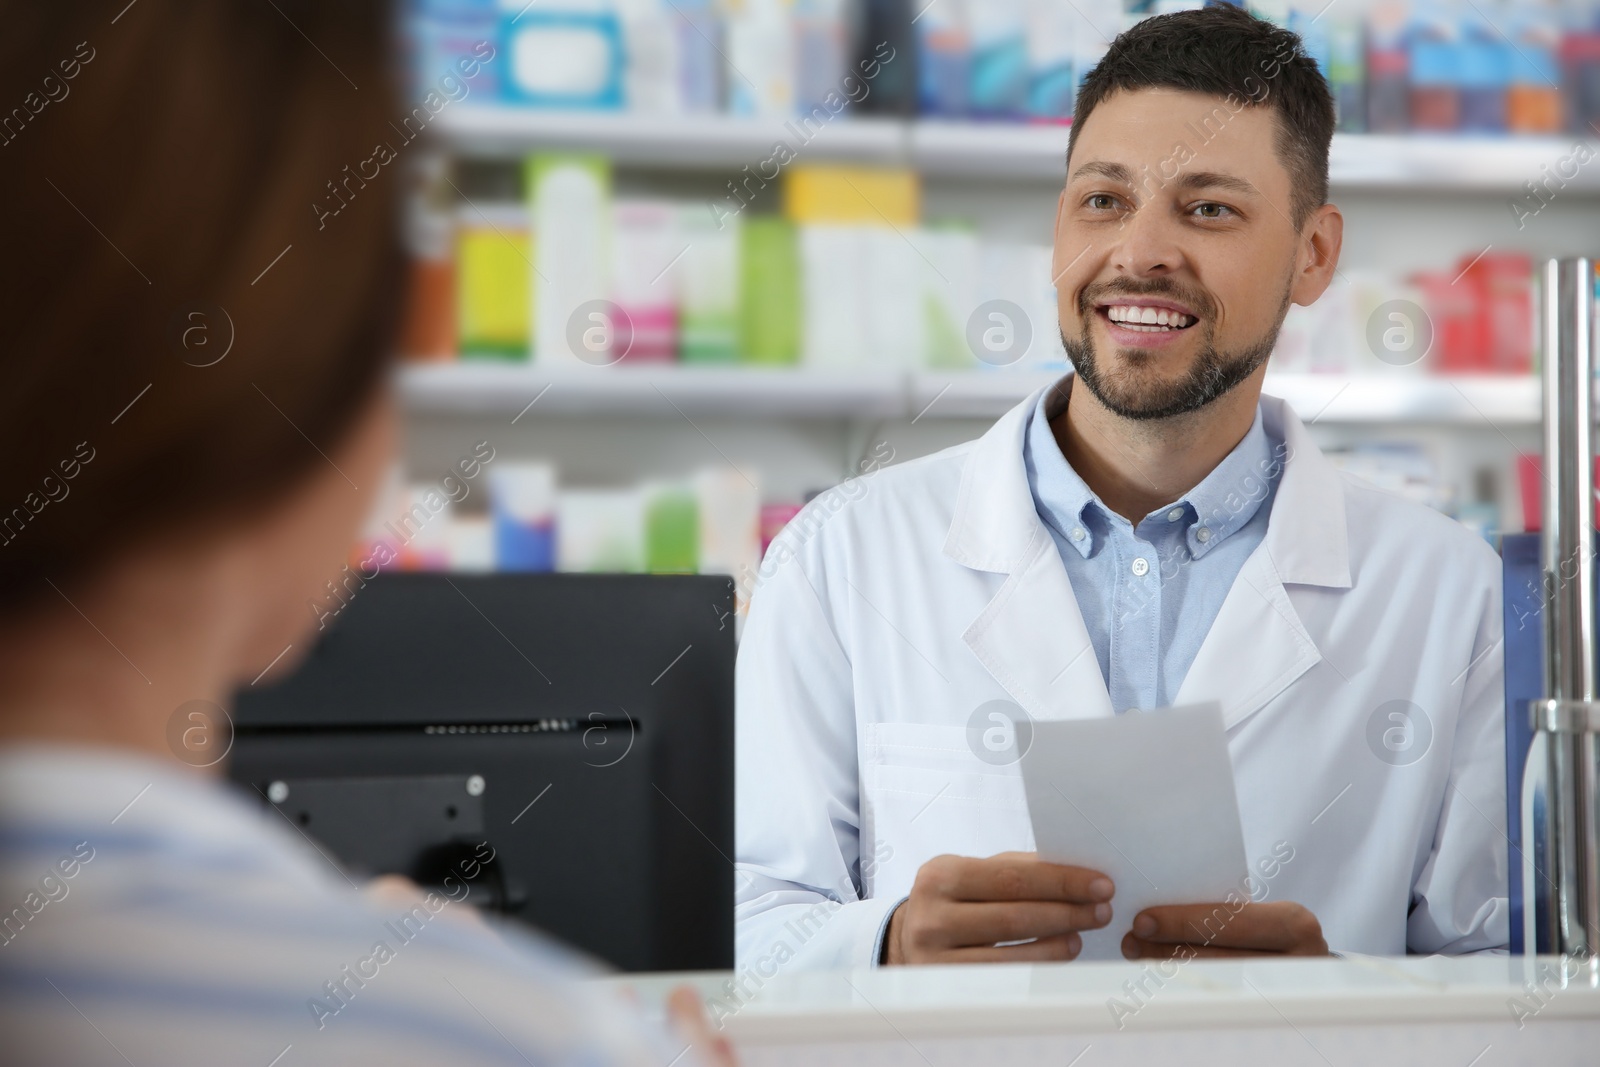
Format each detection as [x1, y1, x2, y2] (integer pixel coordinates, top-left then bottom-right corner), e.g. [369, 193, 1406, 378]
[1067, 4, 1336, 231]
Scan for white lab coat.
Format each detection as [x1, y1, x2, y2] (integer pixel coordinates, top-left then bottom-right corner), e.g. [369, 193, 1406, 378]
[735, 380, 1508, 972]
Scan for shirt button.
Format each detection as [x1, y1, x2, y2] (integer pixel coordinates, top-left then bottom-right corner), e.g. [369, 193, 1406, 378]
[1166, 507, 1184, 522]
[1196, 527, 1212, 543]
[1131, 557, 1150, 576]
[1070, 527, 1086, 542]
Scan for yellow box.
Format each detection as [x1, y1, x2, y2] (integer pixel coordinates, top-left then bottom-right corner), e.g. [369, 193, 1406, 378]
[457, 221, 532, 359]
[783, 165, 920, 226]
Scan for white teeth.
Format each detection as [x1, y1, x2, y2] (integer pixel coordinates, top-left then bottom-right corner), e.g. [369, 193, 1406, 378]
[1104, 304, 1195, 329]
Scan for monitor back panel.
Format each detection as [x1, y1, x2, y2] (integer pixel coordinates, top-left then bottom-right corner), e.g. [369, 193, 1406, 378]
[229, 572, 735, 972]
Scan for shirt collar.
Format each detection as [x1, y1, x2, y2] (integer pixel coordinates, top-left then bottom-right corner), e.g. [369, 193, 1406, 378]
[1180, 403, 1277, 558]
[1023, 380, 1102, 559]
[1023, 378, 1278, 561]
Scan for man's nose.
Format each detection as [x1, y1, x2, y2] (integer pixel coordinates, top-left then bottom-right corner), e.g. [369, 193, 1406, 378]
[1108, 202, 1186, 278]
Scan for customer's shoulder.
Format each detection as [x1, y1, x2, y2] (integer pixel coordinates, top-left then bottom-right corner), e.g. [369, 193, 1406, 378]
[0, 751, 668, 1067]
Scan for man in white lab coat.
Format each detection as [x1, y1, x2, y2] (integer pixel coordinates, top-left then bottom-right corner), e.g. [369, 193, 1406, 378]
[735, 6, 1507, 971]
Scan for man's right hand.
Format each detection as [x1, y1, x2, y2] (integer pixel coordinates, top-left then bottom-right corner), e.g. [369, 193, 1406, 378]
[883, 851, 1115, 964]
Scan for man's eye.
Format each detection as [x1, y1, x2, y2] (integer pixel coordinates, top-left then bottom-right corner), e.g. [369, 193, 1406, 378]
[1193, 202, 1234, 219]
[1087, 194, 1119, 211]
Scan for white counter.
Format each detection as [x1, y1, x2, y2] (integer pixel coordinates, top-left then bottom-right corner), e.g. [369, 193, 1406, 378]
[606, 955, 1600, 1066]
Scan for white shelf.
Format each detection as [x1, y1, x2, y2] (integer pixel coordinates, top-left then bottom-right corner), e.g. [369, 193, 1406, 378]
[1260, 372, 1542, 425]
[433, 108, 1600, 193]
[399, 362, 905, 419]
[433, 107, 905, 169]
[400, 363, 1544, 426]
[1327, 133, 1597, 193]
[908, 369, 1065, 418]
[912, 371, 1544, 423]
[909, 120, 1073, 181]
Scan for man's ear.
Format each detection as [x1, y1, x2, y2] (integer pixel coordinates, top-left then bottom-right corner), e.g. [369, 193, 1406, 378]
[1291, 202, 1343, 306]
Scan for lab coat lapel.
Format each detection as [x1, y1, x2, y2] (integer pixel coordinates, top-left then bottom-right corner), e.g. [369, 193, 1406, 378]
[944, 378, 1116, 723]
[1173, 393, 1354, 729]
[1173, 548, 1321, 728]
[962, 528, 1117, 722]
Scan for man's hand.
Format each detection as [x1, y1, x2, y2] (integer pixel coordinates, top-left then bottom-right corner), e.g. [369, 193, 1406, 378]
[884, 851, 1115, 964]
[1121, 900, 1328, 959]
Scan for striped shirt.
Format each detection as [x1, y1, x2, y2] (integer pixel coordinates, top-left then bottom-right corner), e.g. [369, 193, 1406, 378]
[0, 744, 698, 1067]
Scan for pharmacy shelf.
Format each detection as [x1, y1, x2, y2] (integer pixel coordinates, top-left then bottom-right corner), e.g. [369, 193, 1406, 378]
[434, 108, 1600, 193]
[400, 363, 1545, 426]
[1327, 134, 1600, 193]
[911, 370, 1545, 424]
[433, 107, 906, 169]
[914, 125, 1600, 192]
[398, 362, 905, 419]
[1266, 372, 1544, 425]
[907, 120, 1072, 181]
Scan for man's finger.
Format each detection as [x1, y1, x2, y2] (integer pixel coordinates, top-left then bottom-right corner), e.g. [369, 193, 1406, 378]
[1131, 902, 1323, 953]
[1130, 902, 1257, 946]
[941, 932, 1083, 964]
[923, 853, 1115, 905]
[931, 899, 1113, 947]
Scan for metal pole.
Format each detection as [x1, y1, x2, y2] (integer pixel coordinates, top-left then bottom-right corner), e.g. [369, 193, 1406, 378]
[1540, 256, 1600, 958]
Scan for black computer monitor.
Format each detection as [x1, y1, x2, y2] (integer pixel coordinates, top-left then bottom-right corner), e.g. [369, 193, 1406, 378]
[228, 572, 735, 972]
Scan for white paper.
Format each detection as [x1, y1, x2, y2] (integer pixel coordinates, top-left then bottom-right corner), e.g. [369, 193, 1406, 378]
[1021, 701, 1249, 961]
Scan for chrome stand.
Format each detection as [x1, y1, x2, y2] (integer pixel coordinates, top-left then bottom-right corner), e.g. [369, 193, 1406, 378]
[1532, 257, 1600, 960]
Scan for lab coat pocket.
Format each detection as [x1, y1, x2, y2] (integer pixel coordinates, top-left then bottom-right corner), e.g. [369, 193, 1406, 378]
[861, 722, 1034, 900]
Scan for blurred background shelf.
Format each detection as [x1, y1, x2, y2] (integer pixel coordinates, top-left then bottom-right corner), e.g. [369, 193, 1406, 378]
[1327, 135, 1600, 193]
[401, 364, 1544, 425]
[392, 2, 1600, 562]
[900, 371, 1546, 424]
[433, 108, 907, 169]
[434, 109, 1600, 193]
[398, 362, 906, 418]
[1257, 372, 1543, 425]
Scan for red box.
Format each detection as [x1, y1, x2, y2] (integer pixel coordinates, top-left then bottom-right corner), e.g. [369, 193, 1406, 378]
[1517, 454, 1600, 532]
[1464, 253, 1534, 375]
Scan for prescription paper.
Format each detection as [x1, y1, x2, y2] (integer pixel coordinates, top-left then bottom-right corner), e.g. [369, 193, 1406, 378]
[1021, 701, 1249, 961]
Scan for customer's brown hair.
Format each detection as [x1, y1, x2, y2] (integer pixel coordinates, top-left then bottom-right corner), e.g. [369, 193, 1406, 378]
[0, 1, 405, 605]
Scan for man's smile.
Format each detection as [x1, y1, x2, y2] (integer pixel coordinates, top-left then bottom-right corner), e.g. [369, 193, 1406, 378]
[1093, 299, 1201, 348]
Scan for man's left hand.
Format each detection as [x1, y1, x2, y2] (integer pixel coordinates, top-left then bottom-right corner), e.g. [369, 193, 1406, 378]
[1121, 900, 1328, 959]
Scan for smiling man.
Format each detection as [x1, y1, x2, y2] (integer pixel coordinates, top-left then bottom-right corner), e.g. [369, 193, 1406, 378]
[735, 5, 1507, 970]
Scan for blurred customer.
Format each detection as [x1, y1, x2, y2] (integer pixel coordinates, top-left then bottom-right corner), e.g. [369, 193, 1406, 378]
[0, 4, 730, 1065]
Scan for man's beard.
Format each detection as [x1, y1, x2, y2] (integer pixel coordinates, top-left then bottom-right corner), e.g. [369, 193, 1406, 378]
[1063, 279, 1292, 422]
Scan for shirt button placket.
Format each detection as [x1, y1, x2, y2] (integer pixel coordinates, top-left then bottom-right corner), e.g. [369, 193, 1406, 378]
[1109, 525, 1161, 713]
[1137, 540, 1160, 709]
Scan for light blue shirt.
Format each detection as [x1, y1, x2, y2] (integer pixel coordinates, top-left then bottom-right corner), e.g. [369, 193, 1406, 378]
[1023, 380, 1285, 713]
